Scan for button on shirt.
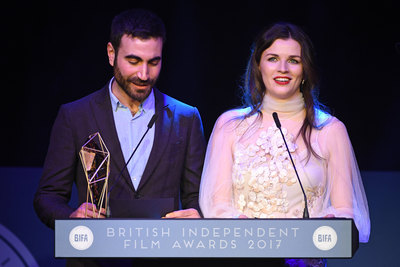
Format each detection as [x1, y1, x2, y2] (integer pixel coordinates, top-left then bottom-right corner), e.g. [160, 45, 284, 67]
[109, 78, 155, 189]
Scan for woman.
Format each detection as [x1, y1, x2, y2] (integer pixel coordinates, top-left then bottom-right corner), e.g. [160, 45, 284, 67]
[199, 22, 370, 265]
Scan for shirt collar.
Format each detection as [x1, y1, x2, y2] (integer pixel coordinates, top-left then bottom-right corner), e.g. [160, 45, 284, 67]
[108, 77, 155, 114]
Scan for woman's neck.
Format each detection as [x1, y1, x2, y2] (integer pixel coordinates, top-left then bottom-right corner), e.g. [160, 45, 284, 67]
[261, 92, 305, 119]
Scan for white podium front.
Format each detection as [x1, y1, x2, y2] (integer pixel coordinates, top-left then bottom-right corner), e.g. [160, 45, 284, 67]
[55, 218, 358, 258]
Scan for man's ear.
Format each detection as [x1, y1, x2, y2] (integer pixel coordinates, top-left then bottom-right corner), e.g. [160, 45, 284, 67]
[107, 42, 115, 66]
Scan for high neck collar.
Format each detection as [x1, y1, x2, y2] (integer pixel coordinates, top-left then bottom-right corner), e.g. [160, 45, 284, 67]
[261, 92, 305, 119]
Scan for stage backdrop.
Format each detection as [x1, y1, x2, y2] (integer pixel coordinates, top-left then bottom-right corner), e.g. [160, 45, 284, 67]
[2, 0, 400, 171]
[2, 0, 399, 266]
[0, 167, 398, 266]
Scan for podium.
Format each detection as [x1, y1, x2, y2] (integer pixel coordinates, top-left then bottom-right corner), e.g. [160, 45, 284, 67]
[55, 218, 358, 258]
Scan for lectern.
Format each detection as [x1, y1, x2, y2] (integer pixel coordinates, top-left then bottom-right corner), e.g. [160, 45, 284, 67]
[55, 218, 358, 258]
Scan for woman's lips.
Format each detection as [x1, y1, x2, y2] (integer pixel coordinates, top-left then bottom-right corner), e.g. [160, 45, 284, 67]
[274, 76, 291, 85]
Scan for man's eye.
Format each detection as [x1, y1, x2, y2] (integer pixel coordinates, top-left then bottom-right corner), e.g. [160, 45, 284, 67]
[149, 60, 160, 66]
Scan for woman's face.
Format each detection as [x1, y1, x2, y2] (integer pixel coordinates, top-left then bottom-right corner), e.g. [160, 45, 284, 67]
[259, 38, 303, 100]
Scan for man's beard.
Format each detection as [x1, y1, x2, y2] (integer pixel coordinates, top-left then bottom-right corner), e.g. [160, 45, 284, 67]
[113, 65, 157, 103]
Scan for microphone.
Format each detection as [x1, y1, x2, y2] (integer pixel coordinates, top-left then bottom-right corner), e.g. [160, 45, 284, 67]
[106, 113, 159, 217]
[272, 112, 309, 219]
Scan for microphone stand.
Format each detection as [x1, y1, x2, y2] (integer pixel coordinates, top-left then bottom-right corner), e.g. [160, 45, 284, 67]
[106, 113, 159, 218]
[272, 112, 309, 219]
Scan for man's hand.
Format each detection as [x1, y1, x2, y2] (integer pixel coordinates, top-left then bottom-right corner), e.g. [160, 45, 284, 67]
[163, 208, 201, 218]
[69, 202, 106, 218]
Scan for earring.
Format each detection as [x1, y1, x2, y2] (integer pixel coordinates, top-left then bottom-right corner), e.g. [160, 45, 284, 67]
[300, 80, 305, 92]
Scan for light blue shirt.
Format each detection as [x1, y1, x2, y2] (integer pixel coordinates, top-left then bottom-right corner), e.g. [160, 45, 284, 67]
[109, 78, 155, 189]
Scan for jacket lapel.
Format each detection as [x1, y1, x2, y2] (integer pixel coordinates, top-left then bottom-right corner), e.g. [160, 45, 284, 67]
[90, 86, 135, 192]
[138, 89, 175, 190]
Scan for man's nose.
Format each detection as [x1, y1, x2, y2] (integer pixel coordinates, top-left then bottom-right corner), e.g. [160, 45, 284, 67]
[137, 64, 149, 80]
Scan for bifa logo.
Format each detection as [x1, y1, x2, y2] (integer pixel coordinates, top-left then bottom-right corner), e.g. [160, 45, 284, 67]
[312, 226, 337, 251]
[69, 226, 94, 250]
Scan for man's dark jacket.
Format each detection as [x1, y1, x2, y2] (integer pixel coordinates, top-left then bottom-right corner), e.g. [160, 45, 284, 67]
[34, 86, 206, 228]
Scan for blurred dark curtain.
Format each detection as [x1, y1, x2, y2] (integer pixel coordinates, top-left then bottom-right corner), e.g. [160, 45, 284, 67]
[2, 0, 399, 170]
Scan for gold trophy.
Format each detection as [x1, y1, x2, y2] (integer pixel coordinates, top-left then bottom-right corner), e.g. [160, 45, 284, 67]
[79, 132, 110, 218]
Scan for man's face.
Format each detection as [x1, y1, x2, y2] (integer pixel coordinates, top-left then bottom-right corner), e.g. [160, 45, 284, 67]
[107, 35, 163, 103]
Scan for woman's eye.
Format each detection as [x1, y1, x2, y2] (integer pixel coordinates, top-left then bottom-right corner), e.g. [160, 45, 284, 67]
[288, 58, 300, 64]
[267, 57, 278, 62]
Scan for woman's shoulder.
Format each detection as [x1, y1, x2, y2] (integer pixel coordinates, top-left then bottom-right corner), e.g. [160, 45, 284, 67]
[217, 107, 250, 124]
[315, 108, 341, 127]
[212, 107, 253, 132]
[315, 109, 348, 135]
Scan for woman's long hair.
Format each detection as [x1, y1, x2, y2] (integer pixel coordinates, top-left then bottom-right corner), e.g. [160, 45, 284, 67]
[242, 22, 324, 161]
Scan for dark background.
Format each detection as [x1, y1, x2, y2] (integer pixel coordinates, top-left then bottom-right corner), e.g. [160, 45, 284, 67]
[2, 0, 400, 170]
[1, 1, 400, 266]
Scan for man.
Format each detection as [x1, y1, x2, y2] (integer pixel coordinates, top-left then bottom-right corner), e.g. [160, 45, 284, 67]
[34, 9, 206, 229]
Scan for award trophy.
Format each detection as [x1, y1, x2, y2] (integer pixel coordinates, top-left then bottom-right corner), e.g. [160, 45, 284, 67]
[79, 132, 110, 218]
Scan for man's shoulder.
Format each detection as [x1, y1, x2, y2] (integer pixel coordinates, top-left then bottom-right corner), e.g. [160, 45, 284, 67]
[62, 87, 108, 111]
[155, 89, 197, 114]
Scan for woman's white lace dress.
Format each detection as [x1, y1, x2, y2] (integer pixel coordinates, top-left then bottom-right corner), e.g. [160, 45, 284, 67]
[199, 93, 370, 243]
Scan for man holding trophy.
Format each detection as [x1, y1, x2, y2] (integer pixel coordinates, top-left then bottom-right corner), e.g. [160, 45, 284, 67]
[34, 9, 206, 229]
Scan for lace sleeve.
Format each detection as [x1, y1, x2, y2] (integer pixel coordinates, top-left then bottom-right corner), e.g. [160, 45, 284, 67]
[318, 118, 370, 242]
[199, 111, 242, 218]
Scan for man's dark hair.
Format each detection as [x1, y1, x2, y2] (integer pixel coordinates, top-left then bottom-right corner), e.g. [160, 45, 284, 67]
[110, 8, 166, 53]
